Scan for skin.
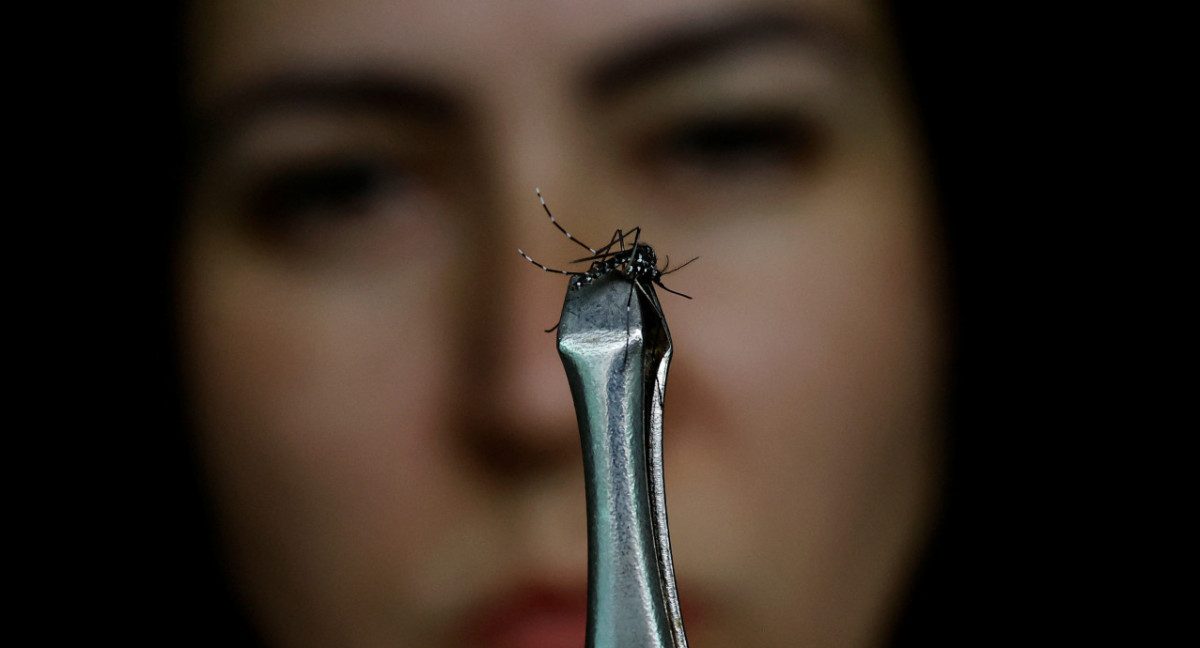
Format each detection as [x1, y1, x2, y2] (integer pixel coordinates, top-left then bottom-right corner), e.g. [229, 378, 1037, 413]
[180, 1, 947, 646]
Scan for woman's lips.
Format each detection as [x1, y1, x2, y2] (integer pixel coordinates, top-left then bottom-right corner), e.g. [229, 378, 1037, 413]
[462, 584, 588, 648]
[460, 578, 708, 647]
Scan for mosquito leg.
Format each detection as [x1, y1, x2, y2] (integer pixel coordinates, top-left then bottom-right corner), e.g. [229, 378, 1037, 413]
[572, 228, 633, 264]
[619, 227, 642, 254]
[518, 248, 584, 276]
[634, 279, 669, 325]
[538, 188, 596, 255]
[625, 227, 644, 311]
[597, 228, 627, 260]
[620, 278, 667, 371]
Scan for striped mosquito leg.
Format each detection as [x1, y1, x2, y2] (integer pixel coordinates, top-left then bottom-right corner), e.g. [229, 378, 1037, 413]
[625, 227, 643, 272]
[517, 248, 580, 276]
[572, 227, 642, 264]
[537, 187, 597, 255]
[583, 229, 627, 262]
[623, 228, 646, 311]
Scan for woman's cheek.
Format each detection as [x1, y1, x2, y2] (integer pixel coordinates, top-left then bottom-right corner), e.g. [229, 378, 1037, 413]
[179, 216, 479, 634]
[660, 189, 943, 627]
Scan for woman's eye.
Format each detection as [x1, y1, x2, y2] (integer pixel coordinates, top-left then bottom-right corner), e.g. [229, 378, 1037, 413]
[648, 114, 821, 176]
[245, 157, 413, 234]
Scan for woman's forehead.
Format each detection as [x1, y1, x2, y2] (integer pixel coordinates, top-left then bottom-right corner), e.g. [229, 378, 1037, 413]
[188, 0, 878, 100]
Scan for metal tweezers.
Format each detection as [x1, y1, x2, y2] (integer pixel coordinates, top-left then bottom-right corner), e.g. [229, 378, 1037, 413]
[557, 271, 689, 648]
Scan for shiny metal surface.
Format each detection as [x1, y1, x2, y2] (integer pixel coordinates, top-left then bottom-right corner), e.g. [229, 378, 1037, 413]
[557, 272, 688, 648]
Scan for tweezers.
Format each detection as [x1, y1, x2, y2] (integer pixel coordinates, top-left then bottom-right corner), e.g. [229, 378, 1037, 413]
[557, 271, 689, 648]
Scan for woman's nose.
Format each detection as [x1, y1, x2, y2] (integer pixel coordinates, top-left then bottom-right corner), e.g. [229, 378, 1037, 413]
[450, 187, 584, 478]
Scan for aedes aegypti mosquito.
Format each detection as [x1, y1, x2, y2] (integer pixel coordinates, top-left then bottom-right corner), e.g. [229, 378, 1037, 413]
[518, 188, 697, 332]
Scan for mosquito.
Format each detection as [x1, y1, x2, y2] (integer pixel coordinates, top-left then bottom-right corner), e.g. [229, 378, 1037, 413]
[518, 188, 697, 332]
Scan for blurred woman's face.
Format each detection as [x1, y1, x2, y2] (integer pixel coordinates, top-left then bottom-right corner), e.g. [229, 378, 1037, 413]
[181, 1, 946, 646]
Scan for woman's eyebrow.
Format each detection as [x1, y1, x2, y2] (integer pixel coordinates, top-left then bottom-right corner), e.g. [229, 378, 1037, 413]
[583, 10, 853, 101]
[191, 73, 460, 152]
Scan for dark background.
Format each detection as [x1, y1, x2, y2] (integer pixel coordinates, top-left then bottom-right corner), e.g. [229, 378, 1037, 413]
[34, 4, 1164, 645]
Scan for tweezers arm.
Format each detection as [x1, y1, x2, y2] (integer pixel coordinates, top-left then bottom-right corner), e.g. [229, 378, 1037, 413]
[557, 273, 687, 648]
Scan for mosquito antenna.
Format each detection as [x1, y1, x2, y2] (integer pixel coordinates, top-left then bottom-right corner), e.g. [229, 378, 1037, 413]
[661, 255, 699, 275]
[654, 282, 693, 299]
